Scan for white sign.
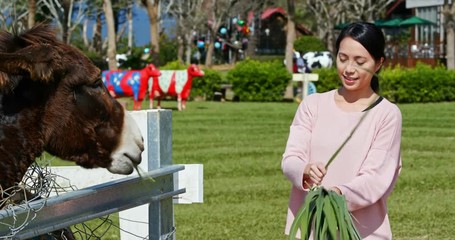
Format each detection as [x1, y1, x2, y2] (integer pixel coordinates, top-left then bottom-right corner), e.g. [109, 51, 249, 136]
[406, 0, 448, 8]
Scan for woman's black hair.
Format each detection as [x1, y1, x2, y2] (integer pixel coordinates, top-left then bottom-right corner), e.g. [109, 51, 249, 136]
[335, 22, 385, 93]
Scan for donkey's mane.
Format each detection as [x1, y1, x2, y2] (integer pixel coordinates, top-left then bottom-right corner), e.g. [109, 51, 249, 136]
[0, 24, 59, 53]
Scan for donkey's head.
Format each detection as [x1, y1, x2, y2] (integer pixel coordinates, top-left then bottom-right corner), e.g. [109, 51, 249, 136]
[0, 24, 144, 189]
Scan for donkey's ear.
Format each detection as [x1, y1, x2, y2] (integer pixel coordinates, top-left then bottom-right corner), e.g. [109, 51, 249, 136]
[0, 44, 61, 84]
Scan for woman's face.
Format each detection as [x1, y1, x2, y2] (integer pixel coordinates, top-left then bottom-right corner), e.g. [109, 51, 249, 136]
[336, 37, 382, 93]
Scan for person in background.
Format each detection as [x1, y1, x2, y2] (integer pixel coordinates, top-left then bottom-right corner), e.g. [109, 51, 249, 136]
[281, 22, 402, 239]
[293, 49, 300, 73]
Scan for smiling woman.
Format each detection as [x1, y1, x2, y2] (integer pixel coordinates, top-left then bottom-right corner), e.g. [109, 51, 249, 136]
[335, 36, 384, 111]
[282, 22, 403, 239]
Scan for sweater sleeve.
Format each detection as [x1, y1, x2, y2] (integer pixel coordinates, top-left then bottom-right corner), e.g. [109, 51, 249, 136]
[281, 96, 316, 191]
[337, 106, 402, 211]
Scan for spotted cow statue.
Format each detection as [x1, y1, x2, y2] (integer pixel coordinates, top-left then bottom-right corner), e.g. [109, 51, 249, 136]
[102, 64, 161, 110]
[149, 64, 204, 111]
[302, 51, 333, 70]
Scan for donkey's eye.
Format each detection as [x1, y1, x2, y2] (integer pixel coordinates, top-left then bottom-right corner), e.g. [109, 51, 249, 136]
[91, 78, 103, 88]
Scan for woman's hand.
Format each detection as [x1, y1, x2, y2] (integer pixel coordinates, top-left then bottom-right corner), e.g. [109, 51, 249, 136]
[330, 187, 342, 195]
[304, 162, 327, 187]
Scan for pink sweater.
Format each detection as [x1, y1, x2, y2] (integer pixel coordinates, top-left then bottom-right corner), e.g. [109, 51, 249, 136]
[282, 90, 402, 239]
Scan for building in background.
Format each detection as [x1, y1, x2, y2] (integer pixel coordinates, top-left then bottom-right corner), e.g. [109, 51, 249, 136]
[383, 0, 451, 67]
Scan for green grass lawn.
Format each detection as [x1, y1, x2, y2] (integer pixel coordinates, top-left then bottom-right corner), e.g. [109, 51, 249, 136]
[49, 100, 455, 239]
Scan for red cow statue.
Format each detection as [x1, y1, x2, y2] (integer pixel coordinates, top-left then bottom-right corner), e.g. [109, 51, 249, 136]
[102, 64, 161, 110]
[149, 64, 204, 111]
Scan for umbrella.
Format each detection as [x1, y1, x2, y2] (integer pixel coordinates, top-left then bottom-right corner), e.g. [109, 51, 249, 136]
[261, 7, 286, 20]
[334, 22, 350, 30]
[374, 19, 387, 27]
[378, 18, 402, 28]
[399, 16, 435, 26]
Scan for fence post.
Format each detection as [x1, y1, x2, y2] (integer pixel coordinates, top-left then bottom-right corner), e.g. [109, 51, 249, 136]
[292, 73, 319, 99]
[147, 110, 175, 239]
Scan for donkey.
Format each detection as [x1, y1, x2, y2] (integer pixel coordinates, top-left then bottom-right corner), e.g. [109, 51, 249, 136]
[0, 24, 144, 201]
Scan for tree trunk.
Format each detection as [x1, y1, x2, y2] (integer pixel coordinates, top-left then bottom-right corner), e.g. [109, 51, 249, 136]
[285, 0, 296, 73]
[83, 18, 90, 49]
[185, 33, 192, 65]
[177, 36, 184, 63]
[93, 12, 103, 54]
[61, 0, 71, 44]
[205, 42, 214, 67]
[447, 28, 455, 69]
[205, 23, 220, 67]
[246, 16, 257, 59]
[143, 0, 161, 66]
[127, 2, 134, 56]
[284, 0, 296, 100]
[444, 2, 455, 69]
[326, 22, 335, 53]
[205, 26, 216, 67]
[28, 0, 36, 29]
[285, 24, 296, 73]
[104, 0, 118, 71]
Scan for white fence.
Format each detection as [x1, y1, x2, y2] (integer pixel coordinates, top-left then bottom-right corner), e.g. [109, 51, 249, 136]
[0, 110, 203, 239]
[292, 73, 319, 99]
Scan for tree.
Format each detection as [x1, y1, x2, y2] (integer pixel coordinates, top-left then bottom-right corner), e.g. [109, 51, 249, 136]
[104, 0, 118, 70]
[443, 1, 455, 69]
[164, 0, 205, 64]
[140, 0, 161, 65]
[304, 0, 394, 52]
[204, 0, 240, 67]
[39, 0, 86, 44]
[126, 1, 134, 55]
[304, 0, 344, 53]
[28, 0, 36, 28]
[283, 0, 296, 99]
[92, 8, 104, 54]
[0, 0, 29, 30]
[230, 0, 275, 59]
[285, 0, 296, 73]
[344, 0, 395, 22]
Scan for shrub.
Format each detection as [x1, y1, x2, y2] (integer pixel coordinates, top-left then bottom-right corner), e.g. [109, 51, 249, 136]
[294, 36, 327, 53]
[159, 34, 179, 65]
[84, 51, 108, 70]
[120, 47, 150, 70]
[311, 63, 455, 103]
[226, 59, 291, 101]
[160, 60, 187, 70]
[312, 68, 340, 93]
[381, 63, 455, 103]
[190, 68, 225, 100]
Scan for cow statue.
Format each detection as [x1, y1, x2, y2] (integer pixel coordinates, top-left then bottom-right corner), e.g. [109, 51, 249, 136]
[302, 51, 333, 71]
[102, 64, 161, 110]
[149, 64, 204, 111]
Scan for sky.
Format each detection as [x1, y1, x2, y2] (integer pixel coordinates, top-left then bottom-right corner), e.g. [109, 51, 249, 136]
[86, 3, 175, 47]
[115, 4, 175, 46]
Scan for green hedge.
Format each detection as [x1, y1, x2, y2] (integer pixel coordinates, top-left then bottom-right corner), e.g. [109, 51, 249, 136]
[156, 60, 455, 104]
[191, 68, 226, 100]
[160, 60, 187, 70]
[294, 36, 327, 53]
[226, 59, 291, 102]
[313, 63, 455, 103]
